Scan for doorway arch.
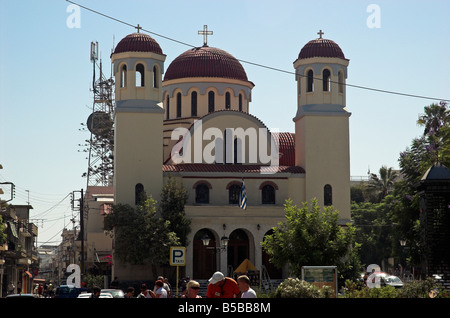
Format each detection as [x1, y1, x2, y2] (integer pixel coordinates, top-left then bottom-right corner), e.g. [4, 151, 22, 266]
[227, 229, 250, 271]
[193, 228, 217, 279]
[262, 230, 283, 278]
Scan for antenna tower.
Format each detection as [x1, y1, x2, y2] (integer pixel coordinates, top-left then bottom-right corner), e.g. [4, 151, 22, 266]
[81, 41, 115, 187]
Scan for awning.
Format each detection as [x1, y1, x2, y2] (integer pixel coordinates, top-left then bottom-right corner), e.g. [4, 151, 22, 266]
[234, 259, 258, 273]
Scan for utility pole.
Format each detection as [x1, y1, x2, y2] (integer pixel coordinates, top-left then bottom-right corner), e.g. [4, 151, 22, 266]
[71, 189, 85, 277]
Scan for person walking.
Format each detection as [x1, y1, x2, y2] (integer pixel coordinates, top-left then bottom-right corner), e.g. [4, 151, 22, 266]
[206, 271, 240, 298]
[182, 280, 202, 298]
[154, 280, 168, 298]
[125, 287, 135, 298]
[237, 275, 257, 298]
[90, 286, 101, 298]
[137, 283, 153, 298]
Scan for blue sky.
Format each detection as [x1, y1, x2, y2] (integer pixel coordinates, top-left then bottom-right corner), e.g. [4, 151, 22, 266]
[1, 0, 449, 245]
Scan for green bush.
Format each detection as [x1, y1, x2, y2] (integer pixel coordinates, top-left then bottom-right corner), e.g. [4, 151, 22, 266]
[274, 278, 333, 298]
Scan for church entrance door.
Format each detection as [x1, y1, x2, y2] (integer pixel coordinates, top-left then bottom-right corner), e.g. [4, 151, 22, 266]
[227, 229, 249, 272]
[193, 229, 216, 279]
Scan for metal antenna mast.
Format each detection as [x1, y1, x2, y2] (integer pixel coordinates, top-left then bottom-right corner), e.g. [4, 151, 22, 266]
[81, 41, 115, 187]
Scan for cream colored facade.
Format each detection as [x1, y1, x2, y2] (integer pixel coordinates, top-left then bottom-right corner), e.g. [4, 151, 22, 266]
[110, 32, 352, 281]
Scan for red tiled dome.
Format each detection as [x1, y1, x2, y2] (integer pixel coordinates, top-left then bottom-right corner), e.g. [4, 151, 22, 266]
[113, 33, 163, 55]
[164, 46, 248, 81]
[298, 38, 345, 60]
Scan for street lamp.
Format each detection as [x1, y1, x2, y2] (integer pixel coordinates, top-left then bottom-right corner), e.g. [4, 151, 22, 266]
[201, 234, 229, 252]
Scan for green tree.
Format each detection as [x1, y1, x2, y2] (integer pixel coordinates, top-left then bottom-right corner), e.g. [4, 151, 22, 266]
[261, 199, 360, 285]
[159, 175, 191, 246]
[104, 194, 180, 266]
[367, 166, 398, 202]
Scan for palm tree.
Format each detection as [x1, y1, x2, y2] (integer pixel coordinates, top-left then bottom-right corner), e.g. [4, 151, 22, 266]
[367, 166, 399, 202]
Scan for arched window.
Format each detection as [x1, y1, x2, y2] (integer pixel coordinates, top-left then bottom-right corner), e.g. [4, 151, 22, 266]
[166, 94, 170, 120]
[324, 184, 332, 206]
[153, 65, 159, 88]
[208, 91, 215, 113]
[322, 69, 331, 92]
[195, 183, 210, 204]
[262, 184, 275, 204]
[307, 69, 314, 92]
[120, 64, 127, 88]
[228, 184, 241, 204]
[238, 94, 243, 111]
[338, 71, 344, 93]
[225, 92, 231, 109]
[136, 63, 145, 87]
[176, 92, 182, 118]
[191, 91, 197, 117]
[135, 183, 144, 205]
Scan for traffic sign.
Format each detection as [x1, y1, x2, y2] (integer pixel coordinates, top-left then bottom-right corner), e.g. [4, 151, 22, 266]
[170, 247, 186, 266]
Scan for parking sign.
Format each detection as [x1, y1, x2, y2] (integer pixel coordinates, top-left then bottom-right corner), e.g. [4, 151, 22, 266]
[170, 247, 186, 266]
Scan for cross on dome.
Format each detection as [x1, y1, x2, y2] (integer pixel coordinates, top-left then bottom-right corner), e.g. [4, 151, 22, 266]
[317, 29, 324, 39]
[198, 25, 213, 46]
[135, 24, 142, 33]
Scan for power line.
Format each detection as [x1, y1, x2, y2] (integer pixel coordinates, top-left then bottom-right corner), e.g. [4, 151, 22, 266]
[66, 0, 450, 103]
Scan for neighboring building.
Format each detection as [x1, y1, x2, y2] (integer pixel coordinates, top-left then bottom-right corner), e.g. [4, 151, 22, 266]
[0, 205, 38, 296]
[110, 29, 352, 281]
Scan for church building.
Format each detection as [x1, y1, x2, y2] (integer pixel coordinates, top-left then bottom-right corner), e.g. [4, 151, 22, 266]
[111, 27, 351, 280]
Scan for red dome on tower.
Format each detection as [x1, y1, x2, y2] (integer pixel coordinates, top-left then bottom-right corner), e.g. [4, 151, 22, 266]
[298, 38, 346, 60]
[113, 32, 163, 55]
[164, 46, 248, 81]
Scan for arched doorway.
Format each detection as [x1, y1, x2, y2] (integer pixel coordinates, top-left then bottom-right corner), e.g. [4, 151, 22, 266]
[227, 229, 249, 271]
[262, 230, 283, 278]
[193, 229, 216, 279]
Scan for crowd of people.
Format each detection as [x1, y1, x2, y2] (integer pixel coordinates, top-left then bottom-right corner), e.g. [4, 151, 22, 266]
[122, 271, 257, 298]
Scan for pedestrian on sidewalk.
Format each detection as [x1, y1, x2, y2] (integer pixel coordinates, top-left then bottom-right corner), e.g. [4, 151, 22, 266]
[206, 271, 241, 298]
[182, 280, 202, 298]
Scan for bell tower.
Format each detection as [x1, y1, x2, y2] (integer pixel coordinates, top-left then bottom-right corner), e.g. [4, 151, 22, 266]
[111, 30, 166, 206]
[293, 31, 351, 222]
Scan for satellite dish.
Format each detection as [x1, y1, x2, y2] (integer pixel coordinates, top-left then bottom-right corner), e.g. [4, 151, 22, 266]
[86, 111, 112, 136]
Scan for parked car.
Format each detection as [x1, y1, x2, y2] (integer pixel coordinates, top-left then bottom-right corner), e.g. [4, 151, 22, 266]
[6, 293, 38, 298]
[101, 289, 125, 298]
[77, 292, 114, 298]
[368, 272, 404, 288]
[54, 285, 82, 298]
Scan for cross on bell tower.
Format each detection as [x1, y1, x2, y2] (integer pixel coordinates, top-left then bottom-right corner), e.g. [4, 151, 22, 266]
[317, 29, 324, 39]
[198, 25, 213, 46]
[135, 24, 142, 33]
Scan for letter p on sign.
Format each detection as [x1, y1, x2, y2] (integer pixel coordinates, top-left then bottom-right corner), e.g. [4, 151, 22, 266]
[170, 247, 186, 266]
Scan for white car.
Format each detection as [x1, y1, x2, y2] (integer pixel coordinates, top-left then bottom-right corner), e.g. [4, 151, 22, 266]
[77, 292, 114, 298]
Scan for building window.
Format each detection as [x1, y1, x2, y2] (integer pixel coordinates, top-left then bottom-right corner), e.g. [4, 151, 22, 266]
[225, 92, 231, 109]
[153, 65, 159, 88]
[239, 94, 243, 111]
[228, 184, 241, 204]
[135, 183, 144, 205]
[322, 69, 331, 92]
[338, 71, 344, 93]
[177, 92, 182, 118]
[191, 91, 197, 117]
[166, 95, 170, 120]
[307, 69, 314, 92]
[324, 184, 332, 206]
[261, 184, 275, 204]
[195, 183, 210, 204]
[120, 64, 127, 88]
[136, 63, 145, 87]
[208, 91, 215, 113]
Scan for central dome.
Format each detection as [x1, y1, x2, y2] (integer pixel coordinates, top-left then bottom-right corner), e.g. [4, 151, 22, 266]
[164, 46, 248, 81]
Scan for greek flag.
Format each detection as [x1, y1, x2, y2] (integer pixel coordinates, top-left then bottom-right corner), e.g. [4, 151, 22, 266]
[239, 179, 247, 210]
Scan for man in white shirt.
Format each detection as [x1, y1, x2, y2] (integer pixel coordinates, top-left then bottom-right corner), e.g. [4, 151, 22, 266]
[237, 275, 257, 298]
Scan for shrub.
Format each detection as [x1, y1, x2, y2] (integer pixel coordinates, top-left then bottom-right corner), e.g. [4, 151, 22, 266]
[274, 278, 333, 298]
